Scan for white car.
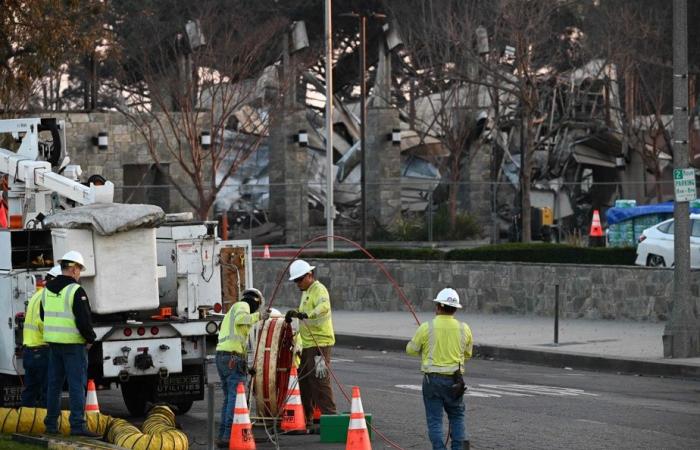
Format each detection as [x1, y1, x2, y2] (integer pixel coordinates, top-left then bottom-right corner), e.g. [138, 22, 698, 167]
[635, 214, 700, 268]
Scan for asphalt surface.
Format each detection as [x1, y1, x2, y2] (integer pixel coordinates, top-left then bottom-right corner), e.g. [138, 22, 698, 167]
[91, 346, 700, 450]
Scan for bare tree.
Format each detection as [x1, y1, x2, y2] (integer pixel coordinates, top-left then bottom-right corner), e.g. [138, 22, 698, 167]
[113, 5, 286, 219]
[393, 0, 571, 241]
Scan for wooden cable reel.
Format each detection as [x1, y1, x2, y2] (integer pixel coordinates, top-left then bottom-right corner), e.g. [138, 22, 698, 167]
[253, 318, 294, 418]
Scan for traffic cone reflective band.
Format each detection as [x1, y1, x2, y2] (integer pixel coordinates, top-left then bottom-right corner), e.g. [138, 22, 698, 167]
[589, 210, 603, 237]
[85, 379, 99, 413]
[263, 245, 271, 259]
[280, 365, 306, 432]
[346, 386, 371, 450]
[230, 382, 255, 450]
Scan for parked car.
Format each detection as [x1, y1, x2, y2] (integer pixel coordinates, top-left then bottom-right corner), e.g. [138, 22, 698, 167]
[635, 214, 700, 268]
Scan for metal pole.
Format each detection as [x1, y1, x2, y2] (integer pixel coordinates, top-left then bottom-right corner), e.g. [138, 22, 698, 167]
[554, 284, 559, 345]
[325, 0, 335, 252]
[207, 383, 215, 450]
[664, 0, 700, 357]
[360, 14, 368, 248]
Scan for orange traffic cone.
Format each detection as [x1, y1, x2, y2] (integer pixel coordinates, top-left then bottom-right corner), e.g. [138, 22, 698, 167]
[263, 245, 271, 259]
[589, 210, 603, 237]
[229, 382, 255, 450]
[346, 386, 371, 450]
[313, 405, 321, 423]
[280, 365, 306, 432]
[85, 379, 99, 414]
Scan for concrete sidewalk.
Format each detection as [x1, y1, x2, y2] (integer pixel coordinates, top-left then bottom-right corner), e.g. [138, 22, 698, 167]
[330, 311, 700, 378]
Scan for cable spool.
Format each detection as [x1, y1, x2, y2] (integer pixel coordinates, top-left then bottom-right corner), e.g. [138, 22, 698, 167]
[253, 318, 294, 417]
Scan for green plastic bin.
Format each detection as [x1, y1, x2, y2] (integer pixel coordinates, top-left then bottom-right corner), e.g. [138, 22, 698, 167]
[319, 413, 373, 443]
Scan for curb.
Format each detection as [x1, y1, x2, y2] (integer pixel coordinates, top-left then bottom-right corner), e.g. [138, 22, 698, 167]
[335, 333, 700, 380]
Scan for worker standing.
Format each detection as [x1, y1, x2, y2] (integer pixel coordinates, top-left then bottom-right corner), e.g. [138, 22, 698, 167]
[406, 288, 473, 450]
[215, 288, 269, 449]
[285, 259, 337, 425]
[41, 251, 98, 437]
[20, 265, 61, 407]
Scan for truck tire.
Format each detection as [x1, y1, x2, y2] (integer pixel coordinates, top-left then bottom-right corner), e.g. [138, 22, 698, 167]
[172, 400, 194, 415]
[121, 380, 153, 417]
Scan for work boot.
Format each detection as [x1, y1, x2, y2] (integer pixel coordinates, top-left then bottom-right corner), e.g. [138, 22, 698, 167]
[463, 440, 470, 450]
[70, 429, 101, 438]
[215, 438, 229, 448]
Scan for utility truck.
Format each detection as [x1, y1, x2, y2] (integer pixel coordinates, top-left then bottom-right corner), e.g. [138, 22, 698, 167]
[0, 118, 251, 415]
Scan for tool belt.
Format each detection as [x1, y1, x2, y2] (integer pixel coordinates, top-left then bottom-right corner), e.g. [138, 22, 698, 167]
[218, 351, 247, 371]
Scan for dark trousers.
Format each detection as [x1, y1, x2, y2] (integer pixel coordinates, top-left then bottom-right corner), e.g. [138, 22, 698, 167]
[44, 343, 88, 433]
[21, 346, 49, 407]
[298, 346, 337, 422]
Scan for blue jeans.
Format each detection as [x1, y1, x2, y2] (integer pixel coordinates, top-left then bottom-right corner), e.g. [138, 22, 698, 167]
[44, 344, 88, 433]
[21, 346, 49, 407]
[216, 352, 247, 442]
[422, 374, 468, 450]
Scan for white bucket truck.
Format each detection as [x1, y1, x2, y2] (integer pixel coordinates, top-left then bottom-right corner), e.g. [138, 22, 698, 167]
[0, 118, 251, 415]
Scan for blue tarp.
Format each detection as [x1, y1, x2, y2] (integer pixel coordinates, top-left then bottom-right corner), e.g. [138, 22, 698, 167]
[605, 201, 700, 225]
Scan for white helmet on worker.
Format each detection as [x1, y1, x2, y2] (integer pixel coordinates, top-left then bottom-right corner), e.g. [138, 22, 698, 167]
[47, 265, 62, 278]
[288, 259, 315, 281]
[433, 287, 462, 308]
[242, 287, 264, 305]
[58, 250, 86, 270]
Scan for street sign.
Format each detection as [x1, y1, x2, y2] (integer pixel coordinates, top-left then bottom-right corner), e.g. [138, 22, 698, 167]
[673, 168, 697, 202]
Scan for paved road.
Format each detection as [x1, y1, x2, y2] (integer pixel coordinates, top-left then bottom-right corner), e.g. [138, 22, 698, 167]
[95, 347, 700, 449]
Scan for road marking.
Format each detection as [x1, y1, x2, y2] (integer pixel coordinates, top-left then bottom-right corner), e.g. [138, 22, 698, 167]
[394, 383, 598, 399]
[331, 358, 354, 363]
[576, 419, 606, 425]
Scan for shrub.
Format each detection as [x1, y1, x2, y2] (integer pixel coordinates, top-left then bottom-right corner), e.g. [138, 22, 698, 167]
[444, 243, 636, 265]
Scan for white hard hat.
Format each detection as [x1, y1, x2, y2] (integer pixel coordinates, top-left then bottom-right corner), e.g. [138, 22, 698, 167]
[433, 288, 462, 308]
[288, 259, 315, 281]
[58, 250, 86, 270]
[242, 288, 264, 305]
[47, 265, 62, 278]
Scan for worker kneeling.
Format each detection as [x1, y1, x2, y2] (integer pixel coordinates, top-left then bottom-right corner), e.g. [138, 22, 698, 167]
[216, 288, 269, 448]
[406, 288, 473, 450]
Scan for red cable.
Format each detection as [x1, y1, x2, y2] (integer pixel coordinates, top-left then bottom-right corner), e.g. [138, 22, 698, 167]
[251, 234, 424, 449]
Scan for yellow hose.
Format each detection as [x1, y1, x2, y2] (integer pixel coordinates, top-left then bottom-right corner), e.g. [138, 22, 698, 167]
[107, 405, 189, 450]
[0, 405, 188, 450]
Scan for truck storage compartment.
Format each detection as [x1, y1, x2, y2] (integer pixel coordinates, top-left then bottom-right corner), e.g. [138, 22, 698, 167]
[0, 229, 54, 271]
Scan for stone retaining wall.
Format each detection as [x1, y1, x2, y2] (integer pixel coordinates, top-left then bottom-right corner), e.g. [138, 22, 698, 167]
[254, 259, 700, 322]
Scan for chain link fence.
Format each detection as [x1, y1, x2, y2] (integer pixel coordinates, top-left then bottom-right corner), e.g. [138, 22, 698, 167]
[112, 177, 687, 247]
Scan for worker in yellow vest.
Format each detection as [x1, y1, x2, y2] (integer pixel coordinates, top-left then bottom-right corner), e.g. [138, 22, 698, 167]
[406, 288, 473, 450]
[20, 265, 61, 407]
[285, 259, 337, 426]
[41, 251, 98, 437]
[215, 288, 268, 448]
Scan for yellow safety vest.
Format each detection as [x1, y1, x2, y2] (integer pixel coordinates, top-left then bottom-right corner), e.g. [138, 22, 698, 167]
[298, 280, 335, 348]
[23, 289, 45, 347]
[406, 315, 473, 374]
[216, 301, 260, 354]
[42, 284, 85, 344]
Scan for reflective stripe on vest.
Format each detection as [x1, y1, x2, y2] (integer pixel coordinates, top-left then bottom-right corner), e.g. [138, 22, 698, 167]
[41, 284, 84, 344]
[23, 289, 45, 347]
[421, 318, 467, 374]
[302, 314, 330, 327]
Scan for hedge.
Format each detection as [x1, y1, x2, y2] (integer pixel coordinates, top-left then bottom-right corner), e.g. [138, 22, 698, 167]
[444, 243, 637, 265]
[315, 244, 637, 265]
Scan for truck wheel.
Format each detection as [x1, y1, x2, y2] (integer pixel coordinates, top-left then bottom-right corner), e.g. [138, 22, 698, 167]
[172, 400, 193, 415]
[121, 380, 153, 417]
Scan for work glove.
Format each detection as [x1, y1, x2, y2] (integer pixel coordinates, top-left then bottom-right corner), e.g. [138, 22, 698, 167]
[314, 354, 328, 379]
[248, 367, 257, 377]
[260, 309, 270, 321]
[285, 310, 297, 323]
[297, 312, 308, 320]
